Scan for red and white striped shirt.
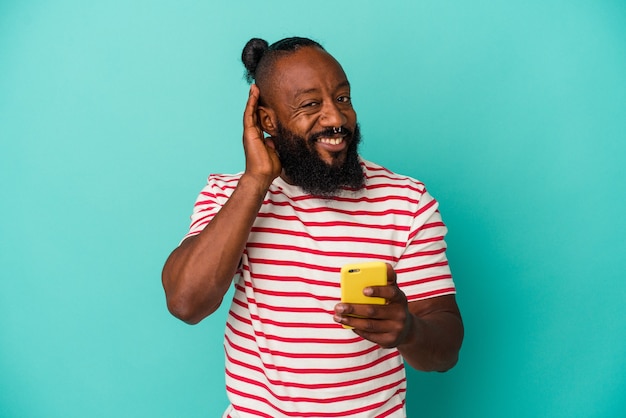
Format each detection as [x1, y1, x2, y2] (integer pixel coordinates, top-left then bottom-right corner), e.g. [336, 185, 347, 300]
[185, 159, 456, 418]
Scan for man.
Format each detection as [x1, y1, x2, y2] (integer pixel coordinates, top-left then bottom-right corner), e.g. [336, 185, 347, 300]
[162, 37, 463, 418]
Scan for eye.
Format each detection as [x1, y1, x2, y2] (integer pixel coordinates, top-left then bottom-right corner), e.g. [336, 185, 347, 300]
[302, 101, 319, 108]
[337, 95, 352, 104]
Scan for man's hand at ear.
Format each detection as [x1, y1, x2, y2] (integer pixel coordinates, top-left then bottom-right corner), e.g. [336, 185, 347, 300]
[242, 84, 281, 191]
[162, 85, 283, 325]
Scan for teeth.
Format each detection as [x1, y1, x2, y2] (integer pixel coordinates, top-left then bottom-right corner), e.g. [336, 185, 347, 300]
[318, 137, 343, 145]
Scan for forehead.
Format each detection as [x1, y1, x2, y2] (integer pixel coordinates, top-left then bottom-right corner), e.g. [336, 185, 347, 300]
[270, 47, 349, 101]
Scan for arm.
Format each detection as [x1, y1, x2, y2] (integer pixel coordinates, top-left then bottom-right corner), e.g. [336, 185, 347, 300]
[162, 85, 281, 324]
[399, 294, 463, 371]
[333, 264, 463, 372]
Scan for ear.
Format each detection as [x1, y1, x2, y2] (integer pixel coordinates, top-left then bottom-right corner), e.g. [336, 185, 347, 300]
[257, 105, 278, 136]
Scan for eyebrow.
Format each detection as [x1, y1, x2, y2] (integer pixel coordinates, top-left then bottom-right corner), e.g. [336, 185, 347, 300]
[293, 80, 351, 99]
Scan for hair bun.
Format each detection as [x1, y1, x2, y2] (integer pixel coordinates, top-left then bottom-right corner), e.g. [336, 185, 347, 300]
[242, 38, 269, 83]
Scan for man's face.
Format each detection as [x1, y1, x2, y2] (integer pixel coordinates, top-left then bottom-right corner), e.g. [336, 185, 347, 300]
[263, 46, 363, 195]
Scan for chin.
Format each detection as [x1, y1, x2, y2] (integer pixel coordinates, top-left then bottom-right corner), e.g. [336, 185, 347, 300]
[320, 151, 348, 167]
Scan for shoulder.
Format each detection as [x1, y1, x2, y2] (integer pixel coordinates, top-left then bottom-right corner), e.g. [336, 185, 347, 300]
[205, 172, 244, 192]
[360, 158, 427, 196]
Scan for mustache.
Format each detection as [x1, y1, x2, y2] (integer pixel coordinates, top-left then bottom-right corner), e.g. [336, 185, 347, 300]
[309, 126, 353, 142]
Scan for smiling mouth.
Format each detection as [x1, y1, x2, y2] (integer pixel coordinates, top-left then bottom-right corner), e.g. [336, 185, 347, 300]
[316, 137, 345, 145]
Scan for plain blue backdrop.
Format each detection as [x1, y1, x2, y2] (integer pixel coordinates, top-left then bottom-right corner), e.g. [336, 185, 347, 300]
[1, 1, 625, 417]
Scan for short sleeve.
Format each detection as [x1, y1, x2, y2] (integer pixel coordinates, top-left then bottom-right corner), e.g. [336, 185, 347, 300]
[182, 174, 241, 242]
[395, 190, 456, 302]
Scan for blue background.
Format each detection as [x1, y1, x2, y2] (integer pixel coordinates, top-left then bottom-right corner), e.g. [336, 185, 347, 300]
[1, 1, 625, 417]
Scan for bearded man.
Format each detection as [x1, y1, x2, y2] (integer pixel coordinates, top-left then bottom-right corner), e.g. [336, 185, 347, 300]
[162, 37, 464, 418]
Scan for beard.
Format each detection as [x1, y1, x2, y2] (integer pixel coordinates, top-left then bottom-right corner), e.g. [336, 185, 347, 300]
[272, 122, 365, 197]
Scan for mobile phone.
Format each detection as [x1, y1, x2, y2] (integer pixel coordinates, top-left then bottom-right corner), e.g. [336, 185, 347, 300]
[340, 262, 387, 328]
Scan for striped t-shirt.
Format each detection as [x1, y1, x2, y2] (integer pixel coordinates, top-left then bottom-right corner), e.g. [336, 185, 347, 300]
[185, 159, 456, 418]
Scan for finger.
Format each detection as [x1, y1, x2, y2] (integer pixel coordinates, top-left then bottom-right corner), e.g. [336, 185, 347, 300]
[335, 302, 387, 322]
[355, 327, 402, 348]
[364, 283, 404, 303]
[264, 136, 276, 151]
[341, 315, 394, 335]
[243, 84, 260, 130]
[339, 309, 408, 347]
[364, 264, 402, 301]
[333, 309, 379, 331]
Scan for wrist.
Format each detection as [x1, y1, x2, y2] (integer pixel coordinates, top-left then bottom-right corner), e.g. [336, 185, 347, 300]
[238, 172, 273, 197]
[398, 312, 420, 349]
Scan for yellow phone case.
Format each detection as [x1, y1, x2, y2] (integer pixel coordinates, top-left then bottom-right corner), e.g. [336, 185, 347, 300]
[340, 262, 387, 329]
[340, 261, 387, 305]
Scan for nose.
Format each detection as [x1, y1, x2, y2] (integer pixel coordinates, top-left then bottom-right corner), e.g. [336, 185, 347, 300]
[319, 101, 347, 128]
